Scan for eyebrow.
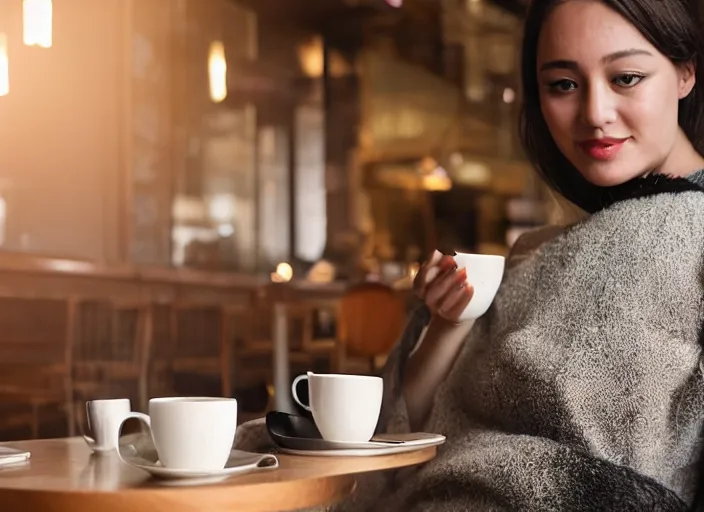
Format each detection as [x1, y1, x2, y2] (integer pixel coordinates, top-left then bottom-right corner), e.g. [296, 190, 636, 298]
[539, 49, 653, 71]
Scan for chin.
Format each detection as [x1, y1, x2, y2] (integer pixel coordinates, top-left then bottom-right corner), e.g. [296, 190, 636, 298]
[574, 160, 642, 188]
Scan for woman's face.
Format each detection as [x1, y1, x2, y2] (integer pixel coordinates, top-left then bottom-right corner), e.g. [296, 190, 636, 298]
[537, 0, 696, 186]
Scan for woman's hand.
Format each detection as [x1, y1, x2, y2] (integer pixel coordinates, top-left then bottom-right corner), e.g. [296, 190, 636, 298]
[413, 250, 474, 324]
[406, 250, 477, 428]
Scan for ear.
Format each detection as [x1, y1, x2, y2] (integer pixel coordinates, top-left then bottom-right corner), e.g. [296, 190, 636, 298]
[678, 60, 696, 99]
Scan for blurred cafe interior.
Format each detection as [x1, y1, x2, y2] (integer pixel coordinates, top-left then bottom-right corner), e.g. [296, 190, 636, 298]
[0, 0, 556, 440]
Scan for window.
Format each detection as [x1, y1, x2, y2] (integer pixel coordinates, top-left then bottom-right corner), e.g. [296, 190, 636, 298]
[294, 104, 326, 263]
[258, 125, 290, 269]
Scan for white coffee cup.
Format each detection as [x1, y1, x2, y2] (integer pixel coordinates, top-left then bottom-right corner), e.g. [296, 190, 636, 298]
[291, 372, 383, 443]
[453, 253, 505, 321]
[84, 398, 131, 452]
[116, 397, 238, 471]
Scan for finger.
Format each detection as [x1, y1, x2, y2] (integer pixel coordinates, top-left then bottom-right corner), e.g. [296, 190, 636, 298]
[425, 267, 467, 311]
[437, 281, 472, 314]
[424, 266, 441, 285]
[427, 249, 443, 267]
[425, 256, 456, 285]
[426, 266, 466, 309]
[439, 283, 475, 323]
[413, 250, 441, 292]
[415, 252, 454, 297]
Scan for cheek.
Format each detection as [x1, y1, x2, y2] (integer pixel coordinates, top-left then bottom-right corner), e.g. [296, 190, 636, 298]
[540, 95, 577, 143]
[625, 85, 679, 141]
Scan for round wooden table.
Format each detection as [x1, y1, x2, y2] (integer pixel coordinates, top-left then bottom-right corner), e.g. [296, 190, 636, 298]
[0, 437, 437, 511]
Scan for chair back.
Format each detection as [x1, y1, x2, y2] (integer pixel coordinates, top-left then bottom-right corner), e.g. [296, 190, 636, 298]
[338, 282, 405, 358]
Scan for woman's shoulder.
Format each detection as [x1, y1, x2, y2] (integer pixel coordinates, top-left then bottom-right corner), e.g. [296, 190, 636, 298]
[507, 225, 566, 266]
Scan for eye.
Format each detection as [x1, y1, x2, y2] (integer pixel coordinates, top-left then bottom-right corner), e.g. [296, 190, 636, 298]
[612, 73, 645, 88]
[548, 78, 578, 93]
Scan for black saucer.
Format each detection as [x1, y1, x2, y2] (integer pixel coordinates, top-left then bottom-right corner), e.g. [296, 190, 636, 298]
[265, 411, 404, 451]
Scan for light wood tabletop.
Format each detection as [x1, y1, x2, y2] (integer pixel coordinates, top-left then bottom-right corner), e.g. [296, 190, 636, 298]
[0, 437, 437, 512]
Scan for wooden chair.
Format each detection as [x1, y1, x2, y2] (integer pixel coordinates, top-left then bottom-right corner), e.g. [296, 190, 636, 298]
[222, 303, 269, 420]
[229, 301, 317, 420]
[72, 299, 153, 432]
[157, 303, 231, 398]
[0, 296, 77, 438]
[334, 282, 406, 374]
[146, 303, 175, 399]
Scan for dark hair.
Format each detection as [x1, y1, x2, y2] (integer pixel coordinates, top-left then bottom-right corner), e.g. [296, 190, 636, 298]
[519, 0, 704, 213]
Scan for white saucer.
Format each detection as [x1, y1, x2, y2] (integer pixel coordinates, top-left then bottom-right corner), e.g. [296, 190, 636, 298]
[117, 434, 278, 485]
[278, 432, 446, 457]
[124, 450, 278, 485]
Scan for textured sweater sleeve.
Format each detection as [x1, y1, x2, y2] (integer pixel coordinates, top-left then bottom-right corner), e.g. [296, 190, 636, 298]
[375, 302, 432, 435]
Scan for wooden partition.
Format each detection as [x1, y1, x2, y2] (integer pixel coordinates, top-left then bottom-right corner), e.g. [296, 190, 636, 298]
[0, 252, 262, 301]
[0, 252, 257, 439]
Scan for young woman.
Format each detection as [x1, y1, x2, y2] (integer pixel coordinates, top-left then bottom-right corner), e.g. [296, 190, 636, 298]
[237, 1, 704, 510]
[397, 0, 704, 510]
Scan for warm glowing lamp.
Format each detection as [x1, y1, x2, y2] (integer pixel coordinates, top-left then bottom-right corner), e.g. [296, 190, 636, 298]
[276, 262, 293, 282]
[297, 36, 323, 78]
[23, 0, 52, 48]
[208, 41, 227, 103]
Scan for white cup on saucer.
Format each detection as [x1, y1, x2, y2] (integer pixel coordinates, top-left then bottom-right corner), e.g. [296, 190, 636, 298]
[291, 372, 383, 443]
[116, 397, 238, 471]
[452, 253, 505, 321]
[84, 398, 131, 452]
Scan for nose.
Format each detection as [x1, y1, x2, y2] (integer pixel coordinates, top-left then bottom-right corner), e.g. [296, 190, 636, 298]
[579, 82, 617, 129]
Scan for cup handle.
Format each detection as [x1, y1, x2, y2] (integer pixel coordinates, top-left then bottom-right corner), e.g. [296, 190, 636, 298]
[291, 374, 311, 412]
[83, 402, 96, 448]
[114, 412, 152, 466]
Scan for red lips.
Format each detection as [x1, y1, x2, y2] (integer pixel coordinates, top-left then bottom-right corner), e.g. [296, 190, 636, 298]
[578, 137, 629, 161]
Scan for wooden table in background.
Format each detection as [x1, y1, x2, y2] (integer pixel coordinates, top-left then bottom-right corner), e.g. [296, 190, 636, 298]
[268, 282, 347, 413]
[0, 437, 437, 512]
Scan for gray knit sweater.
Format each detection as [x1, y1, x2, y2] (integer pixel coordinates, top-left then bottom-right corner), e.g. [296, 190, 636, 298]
[236, 174, 704, 512]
